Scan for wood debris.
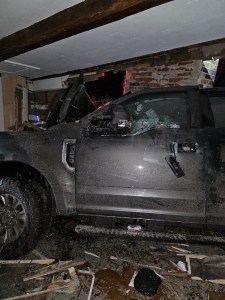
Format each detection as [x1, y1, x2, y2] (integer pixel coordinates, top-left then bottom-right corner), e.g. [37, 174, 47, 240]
[84, 251, 100, 258]
[176, 254, 207, 275]
[176, 254, 225, 282]
[0, 259, 55, 265]
[2, 283, 71, 300]
[23, 260, 85, 281]
[78, 269, 95, 300]
[164, 279, 188, 300]
[166, 245, 191, 254]
[110, 255, 162, 270]
[2, 262, 82, 300]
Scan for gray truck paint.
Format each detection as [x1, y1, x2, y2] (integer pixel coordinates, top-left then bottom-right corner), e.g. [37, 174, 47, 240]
[0, 86, 225, 228]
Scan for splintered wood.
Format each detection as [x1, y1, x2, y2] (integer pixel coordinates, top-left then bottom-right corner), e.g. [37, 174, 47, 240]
[2, 284, 71, 300]
[0, 259, 55, 265]
[2, 260, 84, 300]
[23, 260, 85, 281]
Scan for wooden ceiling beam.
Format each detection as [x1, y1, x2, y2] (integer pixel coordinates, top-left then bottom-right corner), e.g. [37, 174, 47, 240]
[0, 0, 172, 62]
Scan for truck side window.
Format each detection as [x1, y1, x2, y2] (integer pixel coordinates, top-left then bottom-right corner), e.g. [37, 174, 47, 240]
[87, 103, 131, 136]
[209, 96, 225, 128]
[124, 93, 187, 135]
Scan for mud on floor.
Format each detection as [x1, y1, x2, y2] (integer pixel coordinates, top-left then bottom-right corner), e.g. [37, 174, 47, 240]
[1, 217, 225, 300]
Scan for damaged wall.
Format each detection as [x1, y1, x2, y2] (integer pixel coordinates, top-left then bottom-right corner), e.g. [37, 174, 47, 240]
[30, 41, 225, 119]
[74, 40, 225, 93]
[29, 89, 65, 124]
[30, 76, 69, 124]
[30, 59, 205, 120]
[1, 73, 27, 131]
[124, 60, 203, 93]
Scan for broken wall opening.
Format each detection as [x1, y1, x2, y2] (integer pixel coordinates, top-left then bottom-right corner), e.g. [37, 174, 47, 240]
[29, 55, 225, 127]
[198, 58, 225, 88]
[85, 70, 126, 108]
[198, 59, 219, 88]
[30, 70, 126, 126]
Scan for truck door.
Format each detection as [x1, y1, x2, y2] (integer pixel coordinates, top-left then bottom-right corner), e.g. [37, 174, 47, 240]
[75, 89, 205, 224]
[204, 90, 225, 227]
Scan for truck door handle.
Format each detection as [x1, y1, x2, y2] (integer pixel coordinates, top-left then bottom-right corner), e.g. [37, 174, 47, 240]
[165, 155, 185, 178]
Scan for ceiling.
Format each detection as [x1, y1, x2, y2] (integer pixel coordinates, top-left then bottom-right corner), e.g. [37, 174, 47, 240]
[0, 0, 225, 79]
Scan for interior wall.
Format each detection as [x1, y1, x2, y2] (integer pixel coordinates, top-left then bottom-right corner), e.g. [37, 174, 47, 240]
[1, 73, 27, 130]
[0, 78, 4, 131]
[29, 89, 64, 124]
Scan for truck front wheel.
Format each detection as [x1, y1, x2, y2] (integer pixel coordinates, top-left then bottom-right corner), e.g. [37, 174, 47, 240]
[0, 177, 50, 258]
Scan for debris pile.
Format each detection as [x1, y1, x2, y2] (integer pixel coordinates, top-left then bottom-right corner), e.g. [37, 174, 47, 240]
[1, 218, 225, 299]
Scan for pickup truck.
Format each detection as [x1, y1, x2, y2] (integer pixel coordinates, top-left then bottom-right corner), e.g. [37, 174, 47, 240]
[1, 77, 225, 258]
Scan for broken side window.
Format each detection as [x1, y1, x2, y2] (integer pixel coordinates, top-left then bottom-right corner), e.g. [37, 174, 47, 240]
[124, 92, 187, 135]
[86, 103, 131, 136]
[86, 92, 187, 136]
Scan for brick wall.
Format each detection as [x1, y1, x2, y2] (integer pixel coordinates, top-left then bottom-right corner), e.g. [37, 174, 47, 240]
[125, 60, 202, 93]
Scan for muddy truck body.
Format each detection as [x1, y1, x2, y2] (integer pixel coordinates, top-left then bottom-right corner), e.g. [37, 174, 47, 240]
[1, 81, 225, 258]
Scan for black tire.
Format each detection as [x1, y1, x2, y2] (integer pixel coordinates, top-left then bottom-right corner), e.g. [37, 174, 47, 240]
[26, 179, 53, 241]
[0, 177, 51, 258]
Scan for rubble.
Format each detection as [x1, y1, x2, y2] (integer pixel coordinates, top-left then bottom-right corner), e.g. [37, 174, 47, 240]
[78, 268, 95, 300]
[189, 255, 225, 281]
[208, 291, 225, 300]
[176, 261, 187, 272]
[1, 217, 225, 299]
[23, 260, 85, 282]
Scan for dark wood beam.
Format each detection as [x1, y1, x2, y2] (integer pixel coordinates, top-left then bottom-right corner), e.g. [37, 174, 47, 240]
[0, 0, 172, 62]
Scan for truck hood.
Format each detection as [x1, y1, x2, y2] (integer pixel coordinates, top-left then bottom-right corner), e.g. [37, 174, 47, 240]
[46, 74, 95, 128]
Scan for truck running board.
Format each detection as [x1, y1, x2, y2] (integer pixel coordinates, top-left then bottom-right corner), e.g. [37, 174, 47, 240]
[75, 225, 225, 245]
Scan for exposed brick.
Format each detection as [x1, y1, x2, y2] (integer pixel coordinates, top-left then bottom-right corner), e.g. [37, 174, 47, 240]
[178, 60, 194, 65]
[175, 66, 193, 71]
[160, 79, 170, 85]
[125, 59, 203, 93]
[157, 67, 170, 72]
[169, 78, 182, 83]
[177, 72, 192, 76]
[130, 82, 140, 87]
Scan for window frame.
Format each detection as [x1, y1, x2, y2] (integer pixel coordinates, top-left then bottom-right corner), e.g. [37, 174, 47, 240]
[121, 91, 189, 135]
[207, 92, 225, 129]
[85, 90, 190, 137]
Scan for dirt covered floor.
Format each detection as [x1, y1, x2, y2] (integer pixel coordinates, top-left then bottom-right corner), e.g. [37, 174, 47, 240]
[1, 217, 225, 300]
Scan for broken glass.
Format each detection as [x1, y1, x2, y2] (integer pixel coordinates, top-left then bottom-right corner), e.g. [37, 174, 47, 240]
[87, 92, 187, 136]
[125, 93, 187, 135]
